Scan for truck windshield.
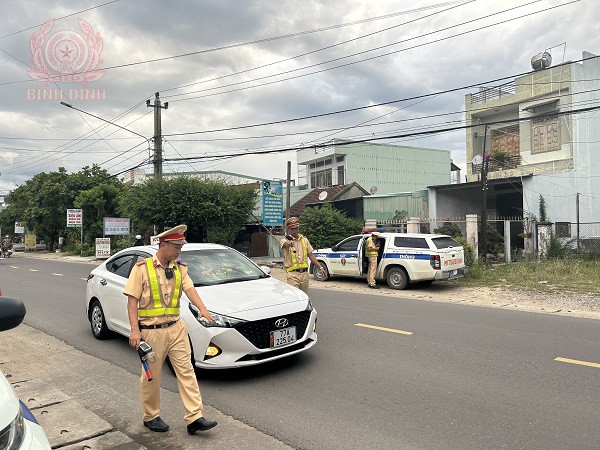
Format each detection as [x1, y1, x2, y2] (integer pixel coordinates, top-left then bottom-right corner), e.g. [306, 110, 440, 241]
[431, 237, 461, 249]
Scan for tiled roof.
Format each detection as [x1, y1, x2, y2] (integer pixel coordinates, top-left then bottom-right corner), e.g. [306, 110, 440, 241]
[290, 183, 366, 216]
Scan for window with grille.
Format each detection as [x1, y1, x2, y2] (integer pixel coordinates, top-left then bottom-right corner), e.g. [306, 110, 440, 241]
[532, 115, 560, 153]
[555, 222, 571, 238]
[491, 125, 520, 156]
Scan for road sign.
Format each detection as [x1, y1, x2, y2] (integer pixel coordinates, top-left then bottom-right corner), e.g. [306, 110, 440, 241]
[67, 209, 82, 227]
[262, 180, 283, 226]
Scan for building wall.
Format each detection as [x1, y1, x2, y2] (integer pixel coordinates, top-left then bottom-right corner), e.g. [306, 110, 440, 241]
[297, 139, 451, 194]
[363, 191, 428, 221]
[339, 140, 450, 195]
[524, 52, 600, 225]
[465, 61, 575, 182]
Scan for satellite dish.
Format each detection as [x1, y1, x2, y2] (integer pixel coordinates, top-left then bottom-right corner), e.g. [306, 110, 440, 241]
[472, 154, 483, 165]
[318, 191, 328, 201]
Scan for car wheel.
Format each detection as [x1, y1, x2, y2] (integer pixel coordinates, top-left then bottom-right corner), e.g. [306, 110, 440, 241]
[386, 267, 409, 290]
[90, 300, 111, 340]
[313, 263, 329, 281]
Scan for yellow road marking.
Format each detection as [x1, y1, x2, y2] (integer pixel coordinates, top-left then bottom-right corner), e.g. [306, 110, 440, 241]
[9, 266, 18, 269]
[29, 269, 38, 272]
[555, 357, 600, 369]
[355, 323, 413, 335]
[51, 273, 64, 277]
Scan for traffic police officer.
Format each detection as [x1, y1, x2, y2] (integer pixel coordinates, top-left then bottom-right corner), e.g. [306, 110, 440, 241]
[365, 231, 381, 289]
[124, 224, 218, 434]
[280, 217, 326, 293]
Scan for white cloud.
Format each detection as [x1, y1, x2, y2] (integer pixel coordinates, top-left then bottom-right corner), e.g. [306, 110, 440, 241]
[0, 0, 597, 189]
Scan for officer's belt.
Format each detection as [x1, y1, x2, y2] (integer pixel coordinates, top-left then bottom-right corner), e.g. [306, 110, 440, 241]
[290, 268, 308, 273]
[139, 320, 178, 330]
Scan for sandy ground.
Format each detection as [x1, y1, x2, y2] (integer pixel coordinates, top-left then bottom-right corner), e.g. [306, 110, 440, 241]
[269, 267, 600, 321]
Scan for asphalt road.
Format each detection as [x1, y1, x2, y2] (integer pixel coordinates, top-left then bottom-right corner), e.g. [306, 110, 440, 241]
[2, 255, 600, 449]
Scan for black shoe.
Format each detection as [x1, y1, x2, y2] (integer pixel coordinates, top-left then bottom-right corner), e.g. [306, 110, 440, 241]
[368, 285, 380, 289]
[144, 416, 169, 432]
[187, 417, 218, 434]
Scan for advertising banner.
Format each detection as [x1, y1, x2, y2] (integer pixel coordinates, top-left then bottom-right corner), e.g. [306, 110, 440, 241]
[103, 217, 130, 236]
[95, 238, 111, 259]
[262, 180, 283, 227]
[67, 209, 82, 227]
[24, 234, 36, 250]
[14, 222, 24, 234]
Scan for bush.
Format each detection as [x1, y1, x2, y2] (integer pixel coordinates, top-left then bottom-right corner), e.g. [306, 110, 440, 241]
[455, 237, 474, 266]
[300, 204, 363, 250]
[434, 222, 462, 238]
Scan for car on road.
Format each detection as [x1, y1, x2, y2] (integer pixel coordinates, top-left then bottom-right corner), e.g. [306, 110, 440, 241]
[85, 244, 317, 369]
[0, 297, 51, 449]
[310, 232, 466, 289]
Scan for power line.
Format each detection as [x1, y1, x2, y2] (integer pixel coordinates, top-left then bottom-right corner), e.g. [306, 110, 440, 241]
[167, 0, 576, 103]
[0, 1, 466, 87]
[0, 0, 120, 40]
[161, 104, 600, 163]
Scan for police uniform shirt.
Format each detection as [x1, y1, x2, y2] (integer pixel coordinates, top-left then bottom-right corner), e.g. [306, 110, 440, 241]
[280, 235, 313, 269]
[124, 254, 194, 326]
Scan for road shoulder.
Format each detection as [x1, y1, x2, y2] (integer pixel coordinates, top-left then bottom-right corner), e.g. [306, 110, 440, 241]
[0, 324, 291, 449]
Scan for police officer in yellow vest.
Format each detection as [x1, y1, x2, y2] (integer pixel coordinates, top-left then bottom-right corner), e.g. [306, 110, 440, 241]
[124, 225, 218, 434]
[280, 217, 326, 294]
[365, 231, 381, 289]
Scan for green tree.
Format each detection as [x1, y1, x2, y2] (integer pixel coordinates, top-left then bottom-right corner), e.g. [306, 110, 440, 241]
[118, 176, 257, 245]
[0, 165, 123, 252]
[300, 204, 363, 250]
[539, 195, 548, 222]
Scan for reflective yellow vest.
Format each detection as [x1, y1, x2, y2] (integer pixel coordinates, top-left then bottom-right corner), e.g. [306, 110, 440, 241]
[137, 258, 182, 318]
[365, 237, 378, 257]
[286, 236, 309, 272]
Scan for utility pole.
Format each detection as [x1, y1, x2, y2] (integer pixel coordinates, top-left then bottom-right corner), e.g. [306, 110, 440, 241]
[480, 125, 489, 262]
[147, 92, 168, 178]
[576, 192, 580, 253]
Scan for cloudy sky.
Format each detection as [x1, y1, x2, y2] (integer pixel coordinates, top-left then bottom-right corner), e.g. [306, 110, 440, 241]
[0, 0, 597, 195]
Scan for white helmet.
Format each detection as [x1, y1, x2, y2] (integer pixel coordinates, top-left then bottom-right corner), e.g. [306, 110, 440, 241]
[135, 235, 142, 240]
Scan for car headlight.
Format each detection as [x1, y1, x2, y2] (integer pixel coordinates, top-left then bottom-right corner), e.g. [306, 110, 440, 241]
[0, 405, 25, 450]
[188, 304, 245, 328]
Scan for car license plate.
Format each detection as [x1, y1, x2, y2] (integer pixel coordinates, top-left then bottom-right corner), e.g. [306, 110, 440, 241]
[270, 326, 296, 348]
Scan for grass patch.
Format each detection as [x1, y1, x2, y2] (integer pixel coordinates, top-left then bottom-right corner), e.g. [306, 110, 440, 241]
[457, 258, 600, 297]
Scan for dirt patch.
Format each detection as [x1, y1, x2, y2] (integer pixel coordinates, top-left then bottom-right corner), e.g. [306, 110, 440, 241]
[270, 268, 600, 320]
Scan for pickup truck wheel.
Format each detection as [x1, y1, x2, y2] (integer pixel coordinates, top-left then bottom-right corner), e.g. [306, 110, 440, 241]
[313, 263, 330, 281]
[386, 267, 408, 290]
[90, 300, 111, 340]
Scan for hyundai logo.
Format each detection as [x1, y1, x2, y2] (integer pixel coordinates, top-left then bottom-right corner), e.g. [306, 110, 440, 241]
[274, 318, 289, 328]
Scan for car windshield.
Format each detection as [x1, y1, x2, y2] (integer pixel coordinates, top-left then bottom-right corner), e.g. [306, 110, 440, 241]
[431, 236, 462, 249]
[179, 248, 268, 286]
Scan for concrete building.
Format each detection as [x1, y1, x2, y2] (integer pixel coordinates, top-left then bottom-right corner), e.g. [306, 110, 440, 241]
[430, 51, 600, 230]
[297, 138, 452, 195]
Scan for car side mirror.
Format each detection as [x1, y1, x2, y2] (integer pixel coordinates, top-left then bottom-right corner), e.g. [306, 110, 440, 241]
[260, 266, 271, 275]
[0, 297, 26, 332]
[331, 245, 338, 252]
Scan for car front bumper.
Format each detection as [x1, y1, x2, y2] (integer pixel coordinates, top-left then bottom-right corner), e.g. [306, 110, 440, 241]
[188, 310, 318, 369]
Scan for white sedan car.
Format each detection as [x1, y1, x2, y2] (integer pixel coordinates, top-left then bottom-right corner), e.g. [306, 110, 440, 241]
[0, 297, 51, 450]
[85, 244, 317, 369]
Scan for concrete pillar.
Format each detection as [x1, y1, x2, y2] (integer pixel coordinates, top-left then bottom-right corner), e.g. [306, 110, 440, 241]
[537, 222, 553, 260]
[504, 220, 511, 263]
[466, 214, 479, 261]
[407, 217, 420, 234]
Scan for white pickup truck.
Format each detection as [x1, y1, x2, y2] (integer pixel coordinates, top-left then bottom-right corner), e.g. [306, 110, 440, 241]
[310, 233, 466, 289]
